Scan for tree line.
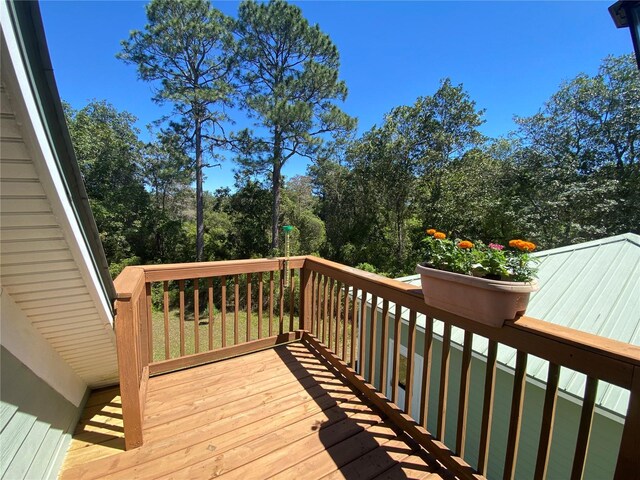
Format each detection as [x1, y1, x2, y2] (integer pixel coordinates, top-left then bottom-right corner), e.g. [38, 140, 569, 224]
[65, 0, 640, 278]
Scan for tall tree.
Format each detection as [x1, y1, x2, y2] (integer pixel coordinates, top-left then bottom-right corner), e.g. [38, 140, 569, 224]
[119, 0, 236, 260]
[235, 0, 355, 252]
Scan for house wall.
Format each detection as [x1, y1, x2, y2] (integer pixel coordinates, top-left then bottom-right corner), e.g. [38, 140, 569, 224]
[360, 304, 624, 480]
[0, 346, 86, 479]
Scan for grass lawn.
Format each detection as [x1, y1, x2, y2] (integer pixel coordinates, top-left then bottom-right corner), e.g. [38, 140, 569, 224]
[151, 308, 300, 362]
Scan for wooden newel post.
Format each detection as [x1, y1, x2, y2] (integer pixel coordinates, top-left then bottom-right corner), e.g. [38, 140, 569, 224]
[300, 264, 313, 332]
[113, 267, 146, 450]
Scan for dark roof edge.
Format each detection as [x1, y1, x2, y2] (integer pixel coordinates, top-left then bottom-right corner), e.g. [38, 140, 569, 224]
[6, 0, 117, 308]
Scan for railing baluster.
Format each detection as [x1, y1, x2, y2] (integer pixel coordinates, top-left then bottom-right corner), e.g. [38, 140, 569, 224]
[322, 276, 329, 344]
[163, 281, 169, 359]
[146, 282, 152, 362]
[405, 310, 417, 416]
[379, 299, 390, 395]
[221, 275, 227, 348]
[534, 363, 560, 480]
[269, 271, 274, 337]
[570, 376, 598, 480]
[350, 287, 358, 369]
[315, 273, 322, 338]
[208, 278, 214, 351]
[328, 279, 336, 350]
[310, 271, 317, 335]
[420, 316, 434, 427]
[246, 273, 252, 342]
[279, 268, 285, 335]
[179, 279, 185, 357]
[478, 339, 498, 475]
[193, 279, 200, 354]
[437, 322, 452, 440]
[391, 304, 402, 404]
[289, 269, 295, 332]
[504, 350, 528, 480]
[369, 295, 378, 386]
[258, 272, 263, 339]
[335, 281, 342, 354]
[359, 291, 367, 376]
[234, 275, 239, 345]
[456, 330, 473, 457]
[342, 284, 349, 360]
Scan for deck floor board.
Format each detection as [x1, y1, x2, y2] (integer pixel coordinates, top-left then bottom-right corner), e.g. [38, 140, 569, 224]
[60, 342, 450, 479]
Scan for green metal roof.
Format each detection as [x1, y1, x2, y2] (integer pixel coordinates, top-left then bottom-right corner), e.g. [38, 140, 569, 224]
[398, 233, 640, 418]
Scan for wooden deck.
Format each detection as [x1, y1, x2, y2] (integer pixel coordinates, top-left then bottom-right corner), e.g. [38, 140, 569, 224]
[60, 342, 453, 479]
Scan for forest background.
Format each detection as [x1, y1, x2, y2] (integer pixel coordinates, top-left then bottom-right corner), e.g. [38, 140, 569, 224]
[60, 0, 640, 279]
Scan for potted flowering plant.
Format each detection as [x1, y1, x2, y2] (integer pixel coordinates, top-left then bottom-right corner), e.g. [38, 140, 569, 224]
[416, 229, 539, 327]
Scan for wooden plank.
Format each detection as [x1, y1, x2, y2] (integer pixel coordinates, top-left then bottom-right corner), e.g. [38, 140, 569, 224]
[302, 333, 481, 480]
[391, 305, 402, 404]
[163, 281, 169, 360]
[193, 279, 200, 354]
[372, 452, 439, 480]
[221, 276, 227, 348]
[321, 437, 417, 480]
[142, 257, 306, 282]
[405, 310, 417, 416]
[503, 350, 528, 480]
[234, 275, 239, 345]
[246, 273, 252, 342]
[310, 271, 317, 334]
[456, 331, 473, 457]
[570, 376, 598, 480]
[534, 362, 560, 480]
[614, 365, 640, 479]
[477, 339, 498, 476]
[258, 273, 263, 339]
[148, 332, 301, 375]
[304, 256, 640, 389]
[178, 280, 185, 357]
[208, 278, 214, 350]
[369, 295, 378, 386]
[379, 300, 390, 396]
[436, 323, 451, 440]
[268, 422, 398, 480]
[420, 319, 434, 426]
[359, 291, 368, 377]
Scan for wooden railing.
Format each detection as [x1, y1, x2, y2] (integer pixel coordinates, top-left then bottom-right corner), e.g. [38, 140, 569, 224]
[113, 256, 640, 480]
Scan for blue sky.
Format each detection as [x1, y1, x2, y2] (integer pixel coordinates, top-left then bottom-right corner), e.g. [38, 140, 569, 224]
[40, 1, 632, 191]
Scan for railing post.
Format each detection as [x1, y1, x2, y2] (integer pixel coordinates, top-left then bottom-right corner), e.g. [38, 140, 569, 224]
[113, 267, 146, 450]
[300, 263, 313, 331]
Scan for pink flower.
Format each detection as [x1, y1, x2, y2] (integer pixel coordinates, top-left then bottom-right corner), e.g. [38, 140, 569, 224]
[489, 243, 504, 250]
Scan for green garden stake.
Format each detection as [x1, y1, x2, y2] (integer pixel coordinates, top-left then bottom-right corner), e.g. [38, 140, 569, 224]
[283, 225, 293, 284]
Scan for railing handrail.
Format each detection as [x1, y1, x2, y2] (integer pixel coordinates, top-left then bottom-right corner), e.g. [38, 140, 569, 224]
[303, 255, 640, 390]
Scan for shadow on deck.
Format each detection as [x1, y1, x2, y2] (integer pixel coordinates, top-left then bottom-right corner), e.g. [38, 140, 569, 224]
[60, 342, 454, 479]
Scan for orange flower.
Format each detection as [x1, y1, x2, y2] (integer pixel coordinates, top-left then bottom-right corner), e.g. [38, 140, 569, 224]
[426, 228, 436, 236]
[509, 239, 520, 248]
[458, 240, 474, 249]
[434, 232, 446, 240]
[521, 241, 536, 252]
